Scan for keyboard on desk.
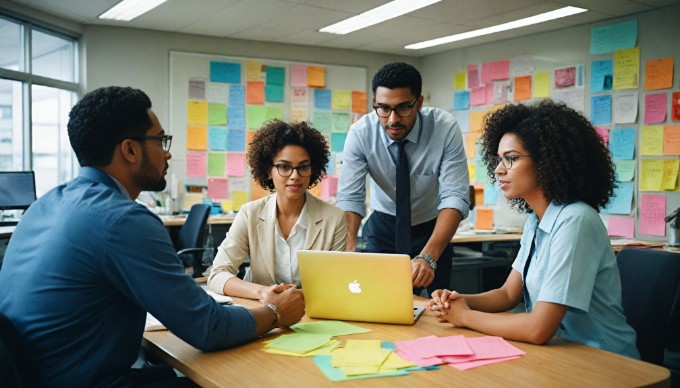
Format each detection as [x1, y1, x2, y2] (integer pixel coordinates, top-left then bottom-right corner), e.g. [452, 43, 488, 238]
[0, 220, 19, 226]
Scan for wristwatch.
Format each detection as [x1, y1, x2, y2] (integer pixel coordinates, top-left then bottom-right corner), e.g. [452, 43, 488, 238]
[413, 253, 437, 270]
[266, 303, 281, 329]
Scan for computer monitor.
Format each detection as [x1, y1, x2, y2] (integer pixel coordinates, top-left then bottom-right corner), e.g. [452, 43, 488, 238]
[0, 171, 37, 211]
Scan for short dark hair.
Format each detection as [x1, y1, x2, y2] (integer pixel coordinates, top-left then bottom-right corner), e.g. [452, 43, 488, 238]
[371, 62, 422, 98]
[67, 86, 153, 167]
[247, 120, 330, 192]
[478, 99, 616, 212]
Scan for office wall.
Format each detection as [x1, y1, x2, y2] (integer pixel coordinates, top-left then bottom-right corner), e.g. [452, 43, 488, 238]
[420, 4, 680, 238]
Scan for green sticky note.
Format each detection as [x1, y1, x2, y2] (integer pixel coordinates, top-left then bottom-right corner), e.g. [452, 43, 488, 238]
[207, 153, 225, 176]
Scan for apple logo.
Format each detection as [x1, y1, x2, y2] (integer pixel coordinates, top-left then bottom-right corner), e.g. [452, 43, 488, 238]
[348, 280, 362, 294]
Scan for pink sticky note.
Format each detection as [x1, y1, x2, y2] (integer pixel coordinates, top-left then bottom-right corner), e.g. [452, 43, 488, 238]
[607, 215, 635, 238]
[439, 336, 525, 363]
[394, 349, 444, 367]
[639, 194, 666, 236]
[595, 127, 609, 144]
[449, 355, 523, 371]
[423, 335, 474, 357]
[328, 175, 339, 197]
[226, 153, 246, 177]
[467, 64, 479, 88]
[395, 336, 438, 360]
[470, 85, 487, 106]
[207, 178, 228, 199]
[186, 152, 207, 177]
[290, 64, 307, 87]
[644, 93, 668, 124]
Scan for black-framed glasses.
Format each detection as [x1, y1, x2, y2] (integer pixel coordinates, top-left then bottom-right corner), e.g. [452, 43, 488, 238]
[274, 164, 312, 177]
[373, 98, 418, 118]
[494, 154, 531, 170]
[128, 135, 173, 152]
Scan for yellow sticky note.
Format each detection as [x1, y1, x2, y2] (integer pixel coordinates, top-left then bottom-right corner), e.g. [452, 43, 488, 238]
[640, 159, 664, 191]
[231, 191, 249, 211]
[336, 340, 383, 367]
[380, 351, 416, 371]
[187, 100, 208, 125]
[468, 163, 476, 182]
[332, 90, 351, 110]
[469, 111, 486, 133]
[476, 207, 494, 230]
[220, 200, 233, 213]
[534, 72, 551, 98]
[186, 125, 207, 150]
[183, 193, 203, 211]
[246, 60, 262, 81]
[453, 71, 466, 90]
[614, 47, 640, 90]
[662, 159, 680, 190]
[640, 126, 664, 155]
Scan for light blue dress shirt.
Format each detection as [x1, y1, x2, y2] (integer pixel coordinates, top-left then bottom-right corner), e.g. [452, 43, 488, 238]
[512, 201, 639, 358]
[0, 167, 256, 386]
[336, 107, 470, 225]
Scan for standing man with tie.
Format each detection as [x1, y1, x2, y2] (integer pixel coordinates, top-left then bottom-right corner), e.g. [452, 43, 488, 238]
[336, 62, 470, 295]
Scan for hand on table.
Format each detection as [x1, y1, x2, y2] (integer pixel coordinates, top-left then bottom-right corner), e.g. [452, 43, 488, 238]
[262, 285, 305, 328]
[411, 258, 435, 288]
[426, 289, 468, 325]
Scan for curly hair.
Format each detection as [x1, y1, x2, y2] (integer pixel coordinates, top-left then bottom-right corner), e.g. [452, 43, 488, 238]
[68, 86, 152, 167]
[247, 120, 330, 192]
[478, 99, 616, 213]
[371, 62, 422, 98]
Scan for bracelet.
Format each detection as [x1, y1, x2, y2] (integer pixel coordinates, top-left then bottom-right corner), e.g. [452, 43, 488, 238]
[265, 303, 281, 329]
[413, 253, 437, 270]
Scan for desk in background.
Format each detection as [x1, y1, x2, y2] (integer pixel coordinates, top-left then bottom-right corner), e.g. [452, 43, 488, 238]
[160, 214, 235, 227]
[142, 296, 670, 387]
[0, 226, 15, 239]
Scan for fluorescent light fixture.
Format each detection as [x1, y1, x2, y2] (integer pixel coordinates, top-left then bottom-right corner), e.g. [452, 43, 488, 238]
[405, 6, 587, 50]
[320, 0, 442, 35]
[99, 0, 168, 21]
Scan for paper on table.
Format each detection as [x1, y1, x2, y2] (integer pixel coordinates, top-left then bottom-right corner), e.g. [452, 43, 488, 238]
[449, 355, 523, 371]
[290, 320, 371, 336]
[333, 340, 384, 367]
[265, 333, 333, 354]
[145, 312, 165, 331]
[313, 356, 407, 382]
[264, 340, 340, 357]
[438, 336, 525, 363]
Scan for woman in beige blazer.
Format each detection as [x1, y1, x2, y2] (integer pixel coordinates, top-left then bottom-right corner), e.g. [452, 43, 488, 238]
[208, 120, 347, 300]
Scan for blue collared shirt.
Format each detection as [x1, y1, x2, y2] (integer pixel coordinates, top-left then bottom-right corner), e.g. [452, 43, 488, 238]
[512, 201, 639, 358]
[0, 167, 256, 386]
[336, 107, 470, 224]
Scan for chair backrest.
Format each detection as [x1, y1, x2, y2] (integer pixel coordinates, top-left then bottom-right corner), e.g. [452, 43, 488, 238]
[617, 248, 680, 365]
[0, 313, 30, 387]
[176, 204, 211, 251]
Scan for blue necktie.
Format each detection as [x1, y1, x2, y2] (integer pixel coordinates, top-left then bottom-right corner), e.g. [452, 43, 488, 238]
[395, 141, 411, 254]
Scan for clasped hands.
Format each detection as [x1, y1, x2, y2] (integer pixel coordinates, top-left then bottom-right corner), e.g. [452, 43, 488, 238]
[260, 283, 305, 328]
[425, 289, 470, 327]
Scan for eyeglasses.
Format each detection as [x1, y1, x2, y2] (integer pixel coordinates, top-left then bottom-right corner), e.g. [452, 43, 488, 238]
[373, 98, 418, 118]
[274, 164, 312, 177]
[494, 154, 531, 170]
[128, 135, 173, 152]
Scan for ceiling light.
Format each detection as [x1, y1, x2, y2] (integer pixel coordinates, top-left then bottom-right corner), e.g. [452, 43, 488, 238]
[319, 0, 442, 35]
[405, 6, 587, 50]
[99, 0, 168, 21]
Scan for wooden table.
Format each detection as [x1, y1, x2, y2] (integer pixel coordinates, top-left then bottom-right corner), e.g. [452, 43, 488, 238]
[452, 232, 522, 244]
[160, 214, 235, 227]
[142, 297, 670, 387]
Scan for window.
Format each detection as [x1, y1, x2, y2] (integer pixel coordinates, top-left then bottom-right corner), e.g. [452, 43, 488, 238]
[0, 14, 78, 197]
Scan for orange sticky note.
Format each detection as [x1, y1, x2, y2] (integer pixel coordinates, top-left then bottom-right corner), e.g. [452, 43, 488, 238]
[665, 125, 680, 155]
[246, 130, 257, 154]
[475, 207, 494, 230]
[307, 65, 326, 88]
[246, 81, 264, 104]
[514, 75, 532, 101]
[351, 91, 367, 113]
[474, 185, 484, 209]
[644, 57, 673, 91]
[186, 125, 207, 150]
[251, 179, 269, 200]
[465, 134, 478, 158]
[469, 111, 485, 133]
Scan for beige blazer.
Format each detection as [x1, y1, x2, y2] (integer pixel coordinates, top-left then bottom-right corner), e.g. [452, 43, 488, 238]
[207, 192, 347, 295]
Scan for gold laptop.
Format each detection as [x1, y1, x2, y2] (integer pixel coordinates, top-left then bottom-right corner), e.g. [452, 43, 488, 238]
[297, 250, 425, 325]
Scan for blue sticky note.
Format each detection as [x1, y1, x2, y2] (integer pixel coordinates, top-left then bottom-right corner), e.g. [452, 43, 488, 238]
[331, 133, 347, 153]
[266, 66, 285, 85]
[609, 128, 635, 160]
[208, 127, 227, 151]
[603, 182, 634, 214]
[227, 130, 246, 152]
[314, 89, 332, 110]
[590, 20, 637, 55]
[590, 60, 613, 92]
[265, 84, 284, 102]
[591, 94, 612, 125]
[454, 91, 470, 111]
[228, 85, 245, 106]
[484, 183, 501, 205]
[326, 153, 336, 175]
[227, 106, 245, 130]
[210, 61, 241, 83]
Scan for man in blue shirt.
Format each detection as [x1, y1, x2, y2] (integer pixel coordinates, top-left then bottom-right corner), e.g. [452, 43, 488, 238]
[336, 62, 470, 295]
[0, 86, 304, 387]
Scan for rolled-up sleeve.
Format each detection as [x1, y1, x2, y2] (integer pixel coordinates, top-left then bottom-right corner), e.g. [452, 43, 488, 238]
[437, 118, 470, 219]
[336, 125, 369, 218]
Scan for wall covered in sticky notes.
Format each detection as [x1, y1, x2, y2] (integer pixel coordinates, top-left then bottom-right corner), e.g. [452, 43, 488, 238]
[422, 5, 680, 241]
[170, 51, 367, 211]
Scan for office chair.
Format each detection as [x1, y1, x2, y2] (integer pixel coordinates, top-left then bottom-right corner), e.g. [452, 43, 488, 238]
[176, 204, 212, 278]
[617, 248, 680, 370]
[0, 313, 31, 387]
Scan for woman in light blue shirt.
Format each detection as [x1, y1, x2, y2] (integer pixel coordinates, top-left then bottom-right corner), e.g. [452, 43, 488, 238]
[427, 100, 639, 358]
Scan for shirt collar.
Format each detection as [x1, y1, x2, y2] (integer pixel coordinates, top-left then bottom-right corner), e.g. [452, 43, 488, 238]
[538, 202, 569, 233]
[78, 167, 131, 200]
